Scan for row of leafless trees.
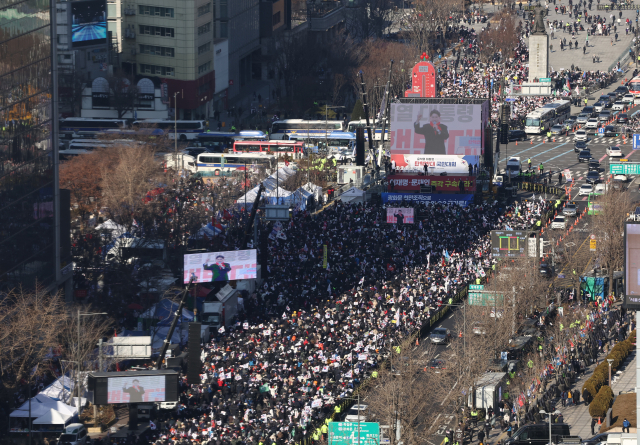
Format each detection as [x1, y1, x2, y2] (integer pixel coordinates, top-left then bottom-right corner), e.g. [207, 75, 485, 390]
[360, 190, 633, 445]
[0, 287, 113, 407]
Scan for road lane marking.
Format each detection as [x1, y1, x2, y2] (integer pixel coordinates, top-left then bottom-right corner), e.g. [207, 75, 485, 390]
[499, 142, 547, 162]
[544, 148, 577, 163]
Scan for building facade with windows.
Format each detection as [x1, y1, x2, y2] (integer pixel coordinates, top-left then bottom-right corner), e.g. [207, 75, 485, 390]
[214, 0, 260, 100]
[110, 0, 217, 119]
[0, 0, 73, 293]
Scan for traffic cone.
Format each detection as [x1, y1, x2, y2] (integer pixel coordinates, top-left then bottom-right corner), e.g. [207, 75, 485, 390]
[553, 137, 556, 142]
[516, 141, 518, 146]
[598, 418, 602, 425]
[531, 139, 533, 144]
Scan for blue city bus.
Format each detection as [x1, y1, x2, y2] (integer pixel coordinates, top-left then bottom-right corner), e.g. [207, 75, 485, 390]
[235, 130, 267, 141]
[270, 119, 345, 140]
[194, 132, 237, 152]
[194, 153, 276, 176]
[59, 118, 127, 139]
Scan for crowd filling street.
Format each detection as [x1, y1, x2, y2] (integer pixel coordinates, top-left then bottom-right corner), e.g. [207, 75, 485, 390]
[38, 5, 640, 445]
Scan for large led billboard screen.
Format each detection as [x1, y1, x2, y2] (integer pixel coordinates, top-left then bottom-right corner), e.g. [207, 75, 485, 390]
[183, 249, 257, 283]
[72, 0, 107, 47]
[389, 103, 484, 156]
[88, 370, 179, 405]
[389, 102, 486, 172]
[107, 375, 166, 403]
[625, 222, 640, 309]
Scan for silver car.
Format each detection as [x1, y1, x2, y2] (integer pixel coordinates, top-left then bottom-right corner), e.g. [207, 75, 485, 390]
[576, 113, 590, 124]
[429, 327, 451, 344]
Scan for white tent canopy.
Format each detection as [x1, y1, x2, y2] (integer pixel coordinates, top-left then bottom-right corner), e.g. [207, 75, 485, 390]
[95, 219, 128, 237]
[11, 394, 77, 418]
[40, 376, 74, 403]
[340, 187, 365, 204]
[32, 409, 72, 425]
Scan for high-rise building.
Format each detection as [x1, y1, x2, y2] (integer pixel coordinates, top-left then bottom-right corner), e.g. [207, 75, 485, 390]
[0, 0, 72, 293]
[107, 0, 219, 119]
[214, 0, 260, 100]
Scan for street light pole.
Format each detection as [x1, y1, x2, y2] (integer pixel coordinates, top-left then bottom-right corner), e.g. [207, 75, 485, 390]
[607, 359, 614, 386]
[174, 90, 183, 173]
[324, 105, 345, 154]
[539, 410, 561, 443]
[77, 311, 107, 414]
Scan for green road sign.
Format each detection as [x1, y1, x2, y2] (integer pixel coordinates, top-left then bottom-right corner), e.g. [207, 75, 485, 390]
[610, 163, 640, 175]
[539, 78, 551, 82]
[329, 422, 380, 445]
[468, 290, 505, 306]
[469, 284, 484, 290]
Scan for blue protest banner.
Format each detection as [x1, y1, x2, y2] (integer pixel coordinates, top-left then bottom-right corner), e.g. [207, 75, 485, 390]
[381, 193, 474, 207]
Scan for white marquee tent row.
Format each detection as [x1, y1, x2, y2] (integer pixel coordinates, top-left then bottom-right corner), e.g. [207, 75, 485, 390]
[9, 389, 79, 433]
[235, 167, 322, 210]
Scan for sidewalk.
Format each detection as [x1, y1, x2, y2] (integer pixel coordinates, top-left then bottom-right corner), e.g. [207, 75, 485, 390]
[486, 340, 636, 444]
[562, 350, 636, 439]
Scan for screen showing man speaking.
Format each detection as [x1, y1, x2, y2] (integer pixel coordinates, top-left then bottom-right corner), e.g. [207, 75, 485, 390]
[107, 376, 166, 403]
[386, 208, 414, 224]
[183, 249, 257, 284]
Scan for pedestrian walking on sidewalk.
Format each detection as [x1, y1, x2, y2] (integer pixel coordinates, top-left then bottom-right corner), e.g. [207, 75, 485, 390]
[591, 417, 597, 435]
[623, 418, 631, 433]
[561, 390, 567, 406]
[567, 390, 573, 406]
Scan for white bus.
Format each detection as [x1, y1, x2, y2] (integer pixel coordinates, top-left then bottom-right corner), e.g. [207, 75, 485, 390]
[194, 153, 276, 177]
[524, 99, 571, 134]
[59, 118, 127, 139]
[270, 119, 345, 140]
[133, 119, 207, 141]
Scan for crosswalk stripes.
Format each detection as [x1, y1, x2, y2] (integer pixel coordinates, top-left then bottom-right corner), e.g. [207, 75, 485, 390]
[495, 135, 631, 144]
[521, 136, 630, 145]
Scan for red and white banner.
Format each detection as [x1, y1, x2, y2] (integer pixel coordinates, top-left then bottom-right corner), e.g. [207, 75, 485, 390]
[387, 175, 476, 192]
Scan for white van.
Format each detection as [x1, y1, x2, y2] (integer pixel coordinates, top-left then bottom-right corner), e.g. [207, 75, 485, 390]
[506, 157, 522, 176]
[58, 423, 88, 445]
[605, 433, 637, 445]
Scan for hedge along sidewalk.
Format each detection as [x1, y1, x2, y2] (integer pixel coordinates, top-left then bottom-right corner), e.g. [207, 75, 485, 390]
[559, 334, 637, 440]
[585, 331, 637, 419]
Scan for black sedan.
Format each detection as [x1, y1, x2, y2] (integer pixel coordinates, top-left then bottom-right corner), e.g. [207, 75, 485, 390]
[583, 433, 610, 445]
[586, 170, 601, 184]
[588, 159, 600, 171]
[508, 130, 527, 141]
[577, 150, 592, 162]
[574, 141, 588, 152]
[540, 262, 554, 277]
[604, 125, 618, 137]
[617, 113, 628, 123]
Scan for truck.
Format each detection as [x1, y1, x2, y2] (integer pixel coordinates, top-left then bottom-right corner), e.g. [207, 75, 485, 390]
[200, 284, 239, 330]
[468, 372, 507, 410]
[505, 157, 522, 176]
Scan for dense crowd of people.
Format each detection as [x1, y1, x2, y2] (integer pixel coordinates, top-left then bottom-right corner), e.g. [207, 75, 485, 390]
[134, 196, 556, 445]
